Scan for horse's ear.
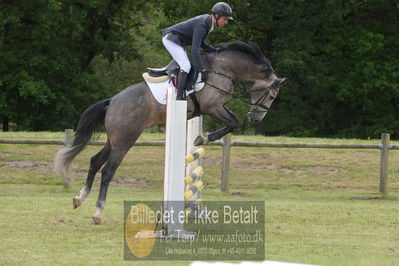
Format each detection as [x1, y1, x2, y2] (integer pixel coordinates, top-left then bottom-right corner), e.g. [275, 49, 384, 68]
[274, 77, 287, 89]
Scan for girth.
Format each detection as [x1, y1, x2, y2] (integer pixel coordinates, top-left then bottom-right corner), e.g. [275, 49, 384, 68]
[188, 92, 201, 117]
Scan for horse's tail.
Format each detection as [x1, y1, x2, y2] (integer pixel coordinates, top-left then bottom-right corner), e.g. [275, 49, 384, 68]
[55, 99, 111, 188]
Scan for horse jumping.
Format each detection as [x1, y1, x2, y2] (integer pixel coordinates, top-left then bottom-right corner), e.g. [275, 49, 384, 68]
[54, 41, 287, 224]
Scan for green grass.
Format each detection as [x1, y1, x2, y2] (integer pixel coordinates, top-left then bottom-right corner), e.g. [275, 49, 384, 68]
[0, 132, 398, 265]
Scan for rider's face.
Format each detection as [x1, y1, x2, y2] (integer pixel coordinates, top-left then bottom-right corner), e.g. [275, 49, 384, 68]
[218, 16, 229, 27]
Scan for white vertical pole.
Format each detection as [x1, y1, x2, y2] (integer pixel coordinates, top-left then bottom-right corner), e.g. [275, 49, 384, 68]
[163, 87, 187, 203]
[161, 86, 192, 238]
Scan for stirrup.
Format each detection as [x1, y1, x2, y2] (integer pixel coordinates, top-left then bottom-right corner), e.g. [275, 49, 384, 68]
[176, 91, 186, 101]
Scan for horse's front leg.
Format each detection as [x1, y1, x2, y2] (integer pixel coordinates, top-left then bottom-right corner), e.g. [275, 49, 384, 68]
[195, 106, 238, 146]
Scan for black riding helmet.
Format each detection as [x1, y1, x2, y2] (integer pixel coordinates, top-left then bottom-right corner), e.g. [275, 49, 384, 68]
[212, 2, 233, 20]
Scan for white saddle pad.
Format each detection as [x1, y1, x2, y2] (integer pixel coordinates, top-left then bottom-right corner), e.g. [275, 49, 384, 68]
[144, 74, 205, 105]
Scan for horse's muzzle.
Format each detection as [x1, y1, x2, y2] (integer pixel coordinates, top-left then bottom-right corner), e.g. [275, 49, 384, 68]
[247, 77, 286, 123]
[247, 111, 265, 123]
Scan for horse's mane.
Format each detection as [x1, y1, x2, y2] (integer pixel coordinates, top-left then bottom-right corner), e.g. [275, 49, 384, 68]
[220, 41, 274, 76]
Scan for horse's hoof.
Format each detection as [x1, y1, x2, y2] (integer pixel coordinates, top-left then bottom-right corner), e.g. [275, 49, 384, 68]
[194, 136, 204, 146]
[194, 135, 209, 146]
[92, 215, 103, 225]
[72, 197, 81, 209]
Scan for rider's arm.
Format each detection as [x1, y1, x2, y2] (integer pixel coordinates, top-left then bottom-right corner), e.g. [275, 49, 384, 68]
[191, 25, 208, 72]
[201, 40, 217, 53]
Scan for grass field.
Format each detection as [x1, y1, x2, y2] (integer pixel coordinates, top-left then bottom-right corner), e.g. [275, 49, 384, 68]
[0, 132, 398, 265]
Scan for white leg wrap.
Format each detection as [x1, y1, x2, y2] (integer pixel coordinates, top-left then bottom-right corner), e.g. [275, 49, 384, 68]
[94, 207, 104, 219]
[77, 187, 89, 203]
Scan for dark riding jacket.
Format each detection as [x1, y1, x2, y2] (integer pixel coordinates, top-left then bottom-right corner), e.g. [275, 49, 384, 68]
[162, 14, 217, 71]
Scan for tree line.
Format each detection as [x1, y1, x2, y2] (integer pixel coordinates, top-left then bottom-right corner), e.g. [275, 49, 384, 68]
[1, 0, 398, 138]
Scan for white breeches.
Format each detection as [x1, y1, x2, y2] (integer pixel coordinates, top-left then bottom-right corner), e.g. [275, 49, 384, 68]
[162, 36, 191, 74]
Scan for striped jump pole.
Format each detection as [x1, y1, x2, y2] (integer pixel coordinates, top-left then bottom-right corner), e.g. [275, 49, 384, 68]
[184, 199, 203, 219]
[185, 166, 204, 185]
[184, 180, 204, 201]
[184, 149, 206, 201]
[184, 147, 206, 219]
[185, 148, 205, 164]
[184, 115, 205, 218]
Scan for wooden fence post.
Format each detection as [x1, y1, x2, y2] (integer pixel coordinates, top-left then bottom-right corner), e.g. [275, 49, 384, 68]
[379, 133, 390, 196]
[64, 129, 74, 146]
[221, 133, 232, 192]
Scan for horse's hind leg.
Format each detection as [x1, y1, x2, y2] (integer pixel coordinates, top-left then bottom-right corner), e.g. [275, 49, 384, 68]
[92, 147, 129, 224]
[73, 141, 111, 209]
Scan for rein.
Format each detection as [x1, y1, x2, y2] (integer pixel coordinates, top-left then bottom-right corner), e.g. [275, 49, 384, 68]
[205, 67, 274, 112]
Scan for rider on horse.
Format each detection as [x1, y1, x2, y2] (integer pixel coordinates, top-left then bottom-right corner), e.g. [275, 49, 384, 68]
[161, 2, 233, 100]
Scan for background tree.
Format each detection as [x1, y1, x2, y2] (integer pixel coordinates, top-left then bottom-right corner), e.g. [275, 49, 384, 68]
[1, 0, 399, 138]
[0, 0, 143, 130]
[224, 0, 399, 138]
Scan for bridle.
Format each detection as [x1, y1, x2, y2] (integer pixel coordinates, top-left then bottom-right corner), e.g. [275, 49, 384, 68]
[249, 86, 278, 113]
[204, 67, 278, 113]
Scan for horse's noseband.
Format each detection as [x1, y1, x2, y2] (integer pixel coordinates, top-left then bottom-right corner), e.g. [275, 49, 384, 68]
[251, 77, 286, 112]
[248, 86, 279, 113]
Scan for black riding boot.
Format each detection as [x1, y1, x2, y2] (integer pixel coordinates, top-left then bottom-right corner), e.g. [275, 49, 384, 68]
[176, 70, 188, 101]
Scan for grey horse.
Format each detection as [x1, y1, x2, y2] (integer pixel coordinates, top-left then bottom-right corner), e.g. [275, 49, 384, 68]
[55, 41, 286, 224]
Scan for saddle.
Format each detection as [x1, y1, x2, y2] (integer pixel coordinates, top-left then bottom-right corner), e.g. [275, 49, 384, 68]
[143, 59, 200, 91]
[143, 57, 212, 115]
[147, 60, 180, 78]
